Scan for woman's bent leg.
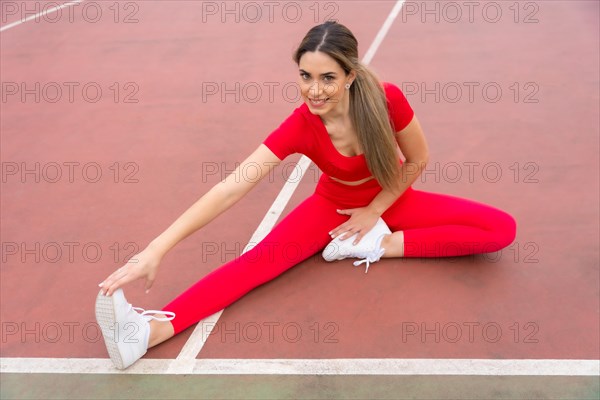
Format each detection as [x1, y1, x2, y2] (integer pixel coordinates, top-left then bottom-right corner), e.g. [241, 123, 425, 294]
[381, 189, 517, 257]
[161, 193, 346, 336]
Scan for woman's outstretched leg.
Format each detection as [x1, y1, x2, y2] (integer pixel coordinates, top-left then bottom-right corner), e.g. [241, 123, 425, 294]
[158, 193, 346, 338]
[380, 189, 517, 257]
[97, 192, 345, 369]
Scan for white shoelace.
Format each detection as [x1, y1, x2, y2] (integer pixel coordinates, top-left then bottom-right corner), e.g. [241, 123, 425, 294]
[131, 306, 176, 322]
[352, 248, 385, 274]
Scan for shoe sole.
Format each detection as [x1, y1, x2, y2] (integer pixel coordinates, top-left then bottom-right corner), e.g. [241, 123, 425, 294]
[95, 291, 125, 370]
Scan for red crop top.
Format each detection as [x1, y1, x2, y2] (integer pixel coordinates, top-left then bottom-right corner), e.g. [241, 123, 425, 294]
[262, 81, 414, 182]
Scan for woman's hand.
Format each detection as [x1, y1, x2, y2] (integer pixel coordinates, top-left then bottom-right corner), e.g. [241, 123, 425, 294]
[98, 246, 163, 297]
[329, 207, 380, 245]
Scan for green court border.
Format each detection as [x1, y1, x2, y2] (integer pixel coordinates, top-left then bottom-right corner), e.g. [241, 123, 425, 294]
[1, 373, 599, 400]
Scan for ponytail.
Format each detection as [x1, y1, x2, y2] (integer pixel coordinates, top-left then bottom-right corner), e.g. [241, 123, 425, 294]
[349, 64, 399, 192]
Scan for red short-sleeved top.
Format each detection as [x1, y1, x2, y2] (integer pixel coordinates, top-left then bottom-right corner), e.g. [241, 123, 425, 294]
[262, 81, 414, 182]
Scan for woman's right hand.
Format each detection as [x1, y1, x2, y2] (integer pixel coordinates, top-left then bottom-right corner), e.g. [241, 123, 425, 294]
[98, 246, 163, 296]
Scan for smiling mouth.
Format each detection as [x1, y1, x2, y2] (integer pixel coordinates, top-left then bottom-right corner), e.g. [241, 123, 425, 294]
[309, 97, 329, 105]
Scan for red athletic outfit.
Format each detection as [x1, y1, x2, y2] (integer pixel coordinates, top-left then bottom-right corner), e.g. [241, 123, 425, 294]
[163, 82, 516, 334]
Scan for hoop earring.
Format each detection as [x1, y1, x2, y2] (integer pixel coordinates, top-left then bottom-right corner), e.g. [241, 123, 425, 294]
[345, 83, 351, 89]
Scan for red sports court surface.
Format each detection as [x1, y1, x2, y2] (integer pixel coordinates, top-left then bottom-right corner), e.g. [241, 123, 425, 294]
[1, 1, 598, 399]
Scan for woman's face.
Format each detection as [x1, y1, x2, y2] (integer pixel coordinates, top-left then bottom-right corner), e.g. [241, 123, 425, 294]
[297, 51, 355, 117]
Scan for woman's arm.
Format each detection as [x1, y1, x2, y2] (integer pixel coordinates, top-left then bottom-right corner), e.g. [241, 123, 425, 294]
[331, 115, 429, 243]
[147, 144, 282, 257]
[99, 144, 281, 295]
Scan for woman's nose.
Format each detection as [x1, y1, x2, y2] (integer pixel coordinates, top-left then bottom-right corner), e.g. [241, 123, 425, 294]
[309, 82, 322, 96]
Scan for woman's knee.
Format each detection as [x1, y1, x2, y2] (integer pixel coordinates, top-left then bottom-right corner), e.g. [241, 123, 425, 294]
[487, 209, 517, 251]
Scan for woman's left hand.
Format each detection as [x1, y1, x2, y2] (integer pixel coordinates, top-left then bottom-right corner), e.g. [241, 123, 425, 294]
[329, 207, 380, 245]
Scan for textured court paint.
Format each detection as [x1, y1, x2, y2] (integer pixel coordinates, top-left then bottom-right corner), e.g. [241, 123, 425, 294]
[3, 2, 598, 398]
[1, 373, 599, 400]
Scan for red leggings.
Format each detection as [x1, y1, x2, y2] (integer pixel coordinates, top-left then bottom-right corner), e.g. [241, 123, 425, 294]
[163, 176, 516, 334]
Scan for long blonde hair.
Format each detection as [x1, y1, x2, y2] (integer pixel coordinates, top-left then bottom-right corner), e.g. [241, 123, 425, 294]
[293, 20, 399, 191]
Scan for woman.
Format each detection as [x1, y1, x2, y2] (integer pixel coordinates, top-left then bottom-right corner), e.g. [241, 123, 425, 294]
[96, 21, 516, 370]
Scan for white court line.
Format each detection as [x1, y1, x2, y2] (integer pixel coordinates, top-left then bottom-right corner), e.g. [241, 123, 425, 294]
[1, 358, 599, 376]
[363, 0, 405, 65]
[168, 0, 408, 374]
[0, 0, 83, 33]
[168, 156, 313, 374]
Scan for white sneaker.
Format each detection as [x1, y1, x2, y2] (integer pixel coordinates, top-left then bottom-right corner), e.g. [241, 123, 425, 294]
[95, 288, 175, 370]
[322, 217, 391, 273]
